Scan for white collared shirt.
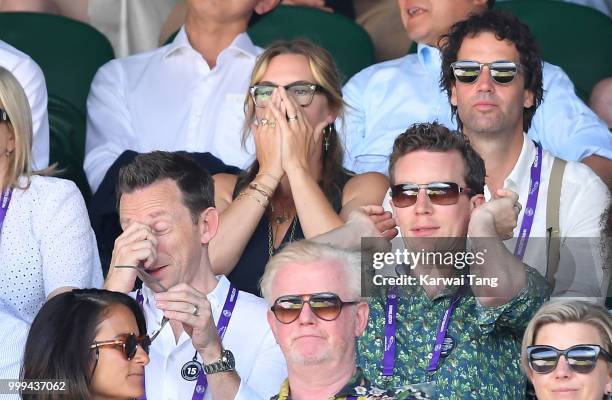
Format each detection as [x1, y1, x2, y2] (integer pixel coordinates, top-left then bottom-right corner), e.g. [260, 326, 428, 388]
[383, 134, 610, 301]
[342, 44, 612, 174]
[0, 40, 49, 169]
[85, 28, 258, 192]
[132, 275, 287, 400]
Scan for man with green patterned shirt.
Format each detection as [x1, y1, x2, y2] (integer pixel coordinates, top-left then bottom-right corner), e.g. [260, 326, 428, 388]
[357, 122, 550, 399]
[261, 240, 430, 400]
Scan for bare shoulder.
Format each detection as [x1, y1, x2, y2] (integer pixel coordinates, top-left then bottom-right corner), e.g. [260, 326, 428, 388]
[213, 173, 239, 212]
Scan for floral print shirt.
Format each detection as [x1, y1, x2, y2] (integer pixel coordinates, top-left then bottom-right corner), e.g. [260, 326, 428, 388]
[356, 266, 550, 399]
[270, 367, 430, 399]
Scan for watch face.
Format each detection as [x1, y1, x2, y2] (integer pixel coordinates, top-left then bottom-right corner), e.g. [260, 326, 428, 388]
[222, 349, 236, 369]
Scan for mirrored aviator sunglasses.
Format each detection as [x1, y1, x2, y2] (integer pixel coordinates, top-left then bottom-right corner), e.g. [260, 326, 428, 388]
[527, 344, 612, 374]
[271, 292, 359, 324]
[451, 60, 521, 85]
[390, 182, 474, 208]
[90, 333, 151, 361]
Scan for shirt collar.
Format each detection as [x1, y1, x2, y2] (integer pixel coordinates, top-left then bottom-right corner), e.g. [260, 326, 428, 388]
[417, 43, 442, 71]
[274, 368, 368, 400]
[163, 26, 259, 61]
[505, 133, 535, 190]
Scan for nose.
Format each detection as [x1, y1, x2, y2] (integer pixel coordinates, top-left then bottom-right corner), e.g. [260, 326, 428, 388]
[475, 65, 495, 92]
[133, 345, 150, 366]
[296, 303, 317, 325]
[413, 188, 434, 215]
[552, 356, 572, 379]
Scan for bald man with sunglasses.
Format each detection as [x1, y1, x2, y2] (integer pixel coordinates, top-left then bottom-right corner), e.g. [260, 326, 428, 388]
[440, 10, 610, 302]
[260, 240, 429, 400]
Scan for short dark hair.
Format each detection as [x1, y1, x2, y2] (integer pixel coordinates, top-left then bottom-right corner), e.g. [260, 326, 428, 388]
[117, 151, 215, 223]
[440, 10, 543, 132]
[21, 289, 146, 400]
[388, 122, 486, 195]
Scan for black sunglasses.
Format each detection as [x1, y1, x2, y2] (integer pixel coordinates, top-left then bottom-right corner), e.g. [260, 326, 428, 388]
[527, 344, 612, 374]
[90, 333, 151, 361]
[271, 292, 359, 324]
[250, 81, 322, 108]
[390, 182, 475, 208]
[0, 108, 9, 123]
[451, 60, 522, 85]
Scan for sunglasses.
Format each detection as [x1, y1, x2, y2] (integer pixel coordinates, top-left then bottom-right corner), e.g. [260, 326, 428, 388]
[90, 333, 151, 361]
[271, 292, 359, 324]
[0, 108, 9, 123]
[250, 81, 322, 108]
[527, 344, 612, 374]
[451, 60, 522, 85]
[390, 182, 475, 208]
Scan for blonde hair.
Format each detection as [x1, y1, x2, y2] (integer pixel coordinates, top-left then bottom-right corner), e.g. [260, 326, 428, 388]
[521, 300, 612, 377]
[0, 66, 52, 189]
[259, 240, 361, 305]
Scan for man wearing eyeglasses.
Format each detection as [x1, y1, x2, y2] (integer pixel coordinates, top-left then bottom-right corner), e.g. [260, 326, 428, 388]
[439, 10, 610, 302]
[357, 122, 550, 399]
[104, 151, 287, 400]
[342, 0, 612, 185]
[260, 240, 428, 399]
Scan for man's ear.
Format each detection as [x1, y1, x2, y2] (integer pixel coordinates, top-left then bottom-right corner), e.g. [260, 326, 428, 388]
[199, 207, 219, 245]
[523, 88, 534, 109]
[470, 194, 485, 210]
[254, 0, 280, 15]
[354, 302, 370, 337]
[450, 81, 458, 107]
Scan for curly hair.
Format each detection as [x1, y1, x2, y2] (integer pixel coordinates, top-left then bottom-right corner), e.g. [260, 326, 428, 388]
[440, 9, 543, 133]
[388, 122, 486, 195]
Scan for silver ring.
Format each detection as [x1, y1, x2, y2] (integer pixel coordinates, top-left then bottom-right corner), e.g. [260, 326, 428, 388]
[191, 304, 199, 316]
[260, 118, 269, 126]
[288, 115, 298, 123]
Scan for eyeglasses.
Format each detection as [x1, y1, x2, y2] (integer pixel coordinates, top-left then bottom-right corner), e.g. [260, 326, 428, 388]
[250, 81, 322, 108]
[527, 344, 612, 374]
[271, 292, 359, 324]
[390, 182, 475, 208]
[0, 108, 9, 123]
[90, 333, 151, 361]
[451, 60, 522, 85]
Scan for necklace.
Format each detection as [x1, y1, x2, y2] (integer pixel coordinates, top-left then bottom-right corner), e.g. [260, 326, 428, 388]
[270, 202, 292, 225]
[268, 217, 297, 257]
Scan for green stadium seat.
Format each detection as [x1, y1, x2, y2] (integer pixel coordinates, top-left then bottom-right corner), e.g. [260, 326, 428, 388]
[496, 0, 612, 102]
[248, 5, 375, 83]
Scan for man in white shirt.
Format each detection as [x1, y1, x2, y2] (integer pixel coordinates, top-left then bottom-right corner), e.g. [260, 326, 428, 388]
[342, 0, 612, 185]
[84, 0, 279, 193]
[0, 40, 49, 169]
[104, 151, 286, 400]
[439, 10, 610, 301]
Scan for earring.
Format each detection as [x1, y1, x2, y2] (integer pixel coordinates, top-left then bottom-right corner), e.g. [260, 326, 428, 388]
[323, 124, 333, 152]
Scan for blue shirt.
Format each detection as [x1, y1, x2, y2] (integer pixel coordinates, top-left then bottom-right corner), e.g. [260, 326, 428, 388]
[342, 44, 612, 174]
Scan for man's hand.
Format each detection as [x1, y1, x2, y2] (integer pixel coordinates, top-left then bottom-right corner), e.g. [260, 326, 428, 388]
[105, 223, 158, 293]
[154, 283, 222, 363]
[355, 205, 398, 240]
[470, 189, 520, 239]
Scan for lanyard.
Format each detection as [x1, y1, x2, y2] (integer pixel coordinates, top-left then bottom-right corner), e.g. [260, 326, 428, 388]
[381, 286, 461, 376]
[513, 142, 542, 260]
[0, 188, 13, 236]
[137, 282, 239, 400]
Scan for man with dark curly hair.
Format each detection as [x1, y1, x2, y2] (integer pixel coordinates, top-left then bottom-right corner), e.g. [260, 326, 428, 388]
[440, 10, 609, 303]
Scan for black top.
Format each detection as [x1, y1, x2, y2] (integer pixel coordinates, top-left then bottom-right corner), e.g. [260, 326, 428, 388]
[228, 171, 352, 296]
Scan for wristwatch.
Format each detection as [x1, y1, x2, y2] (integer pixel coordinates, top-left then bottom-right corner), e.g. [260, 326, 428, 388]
[203, 349, 235, 374]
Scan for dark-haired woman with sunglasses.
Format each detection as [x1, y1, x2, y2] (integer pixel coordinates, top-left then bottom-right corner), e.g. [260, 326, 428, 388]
[522, 300, 612, 400]
[21, 289, 150, 399]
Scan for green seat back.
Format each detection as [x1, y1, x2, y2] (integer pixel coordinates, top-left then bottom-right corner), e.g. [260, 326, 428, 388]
[247, 5, 375, 82]
[496, 0, 612, 102]
[47, 95, 91, 202]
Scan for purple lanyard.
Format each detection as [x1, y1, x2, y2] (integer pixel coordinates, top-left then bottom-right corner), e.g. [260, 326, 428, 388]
[513, 143, 542, 260]
[0, 188, 13, 236]
[381, 287, 461, 376]
[137, 282, 239, 400]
